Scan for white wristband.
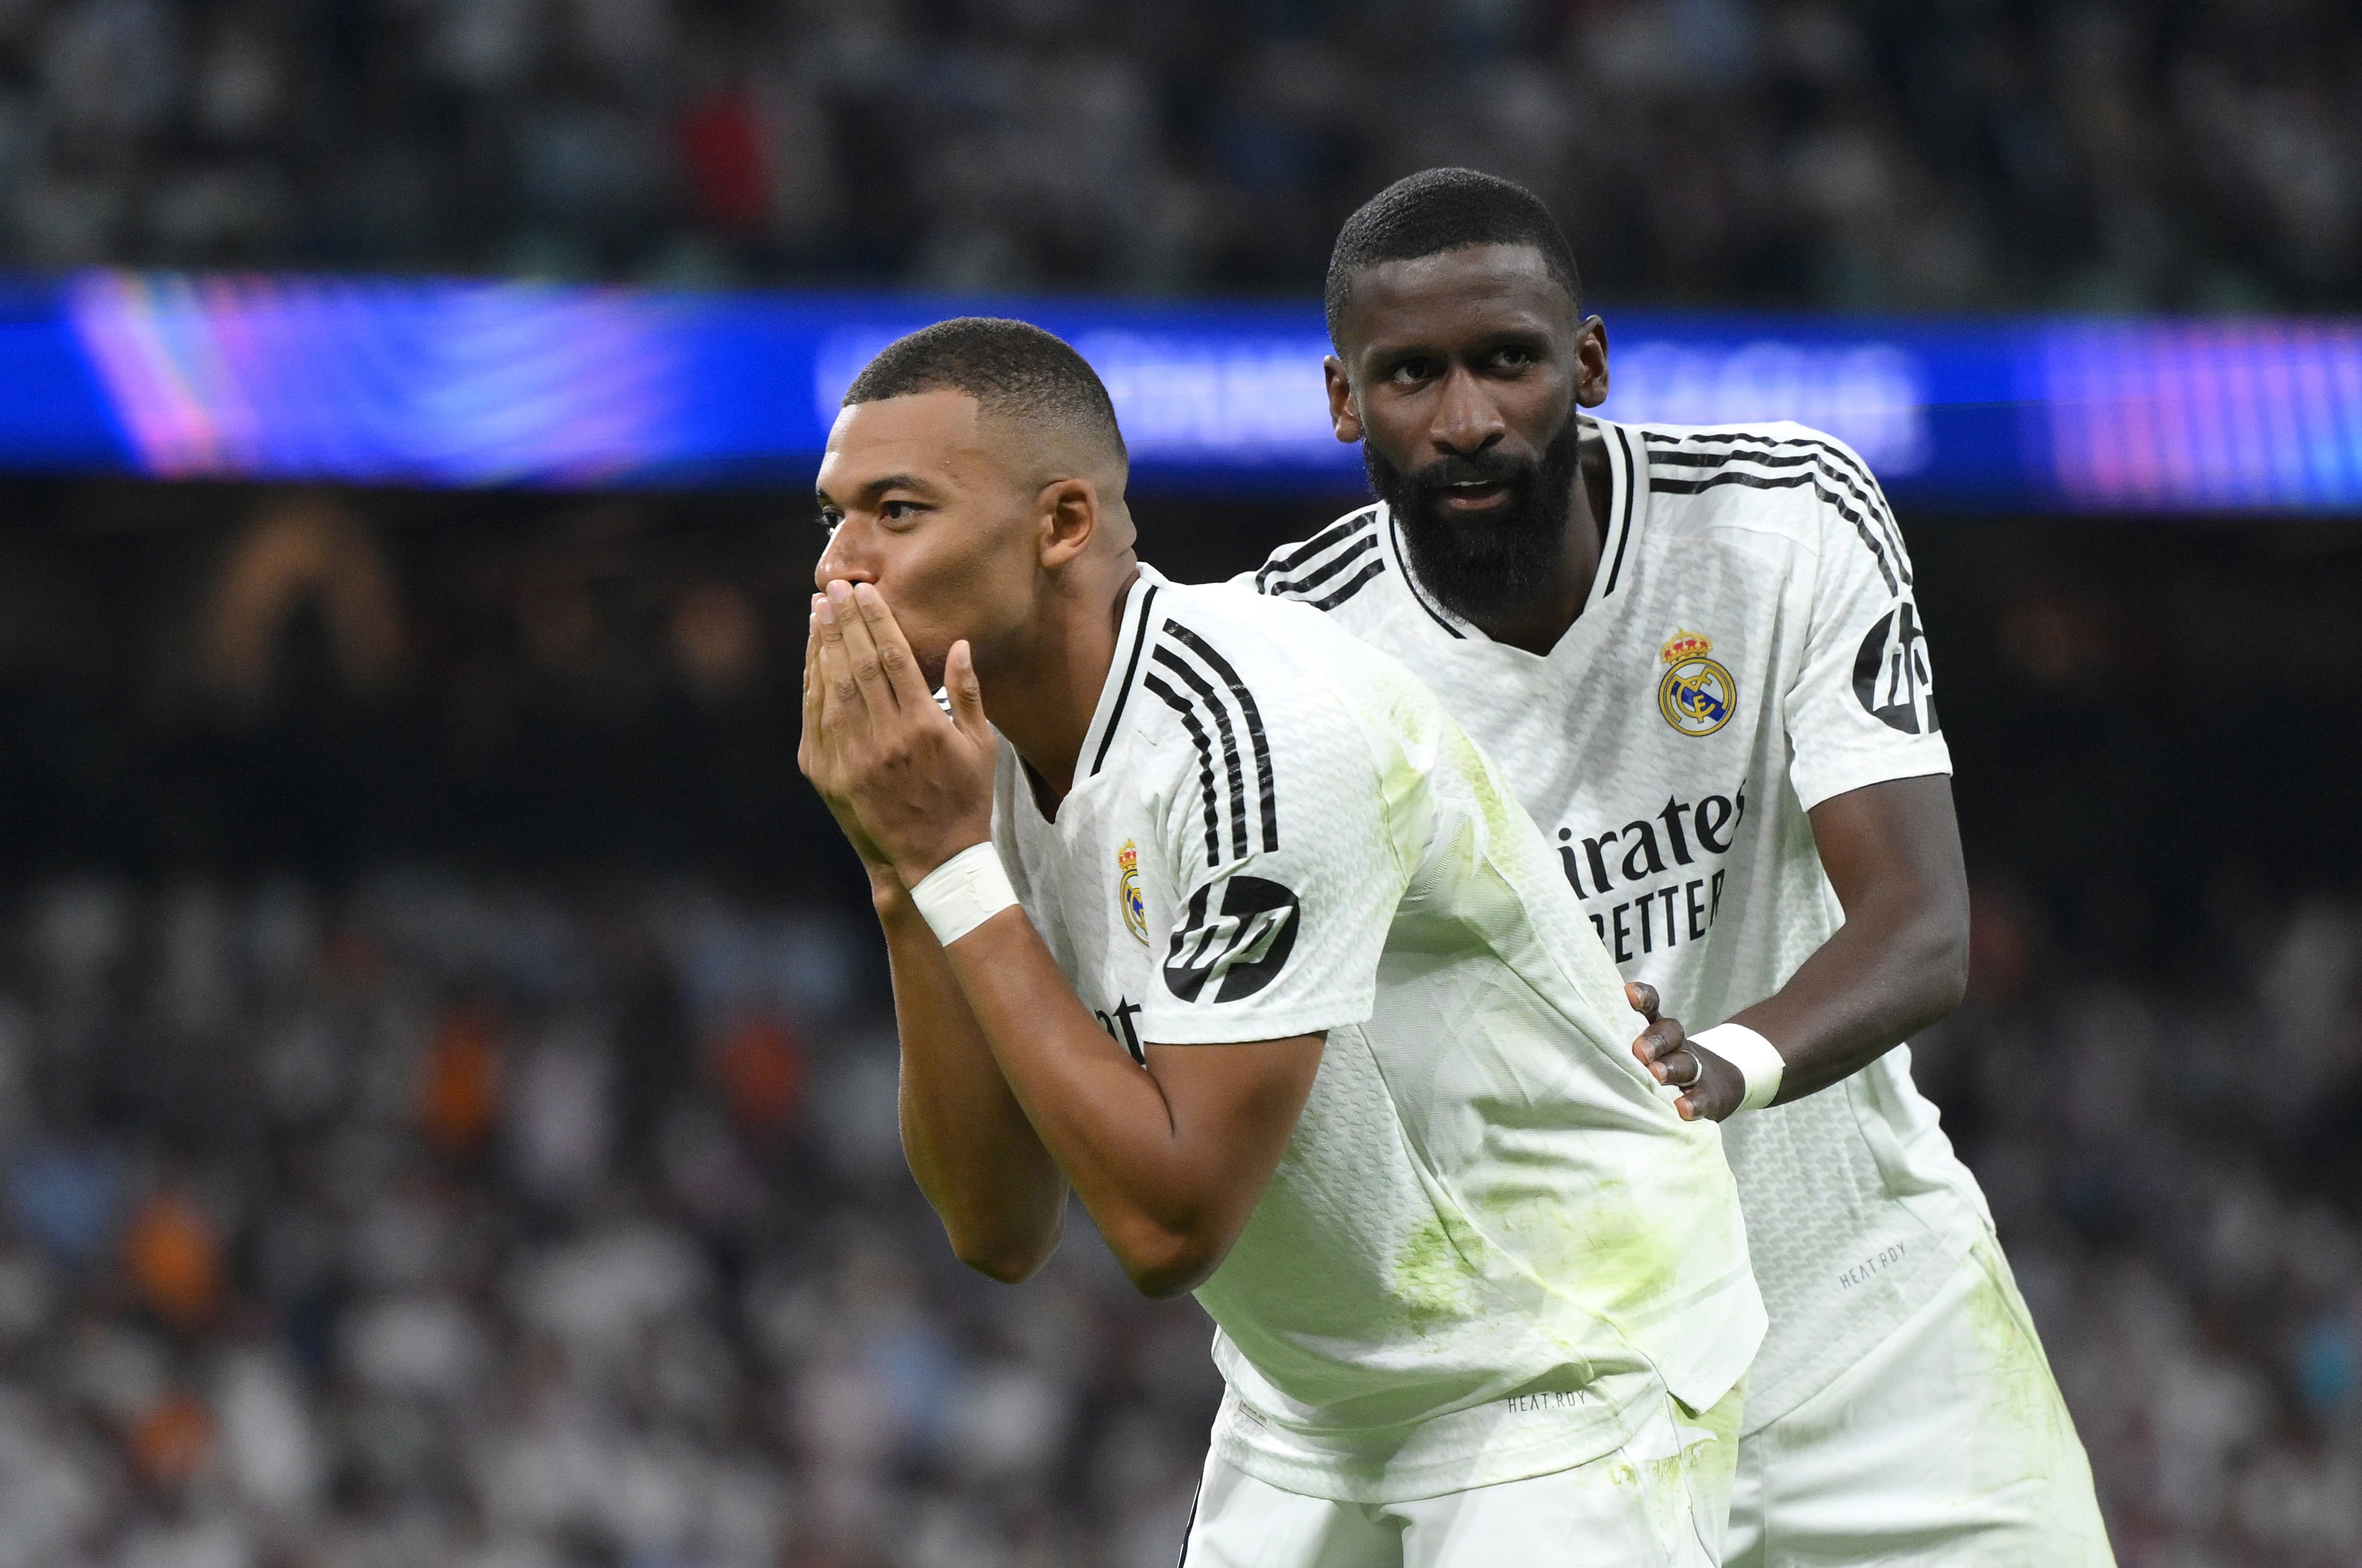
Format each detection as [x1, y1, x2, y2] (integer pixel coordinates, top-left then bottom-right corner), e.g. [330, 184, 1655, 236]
[908, 842, 1020, 948]
[1692, 1022, 1785, 1112]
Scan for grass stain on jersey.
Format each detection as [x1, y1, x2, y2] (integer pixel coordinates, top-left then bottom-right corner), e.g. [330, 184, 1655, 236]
[1390, 1180, 1687, 1356]
[1439, 721, 1550, 880]
[1390, 1209, 1487, 1334]
[1487, 1180, 1680, 1326]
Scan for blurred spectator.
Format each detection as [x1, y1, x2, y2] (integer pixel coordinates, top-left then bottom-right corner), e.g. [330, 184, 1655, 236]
[0, 0, 2349, 308]
[121, 1191, 220, 1330]
[671, 580, 763, 700]
[200, 498, 405, 706]
[7, 1141, 120, 1263]
[418, 1001, 505, 1156]
[507, 1021, 614, 1205]
[711, 1012, 804, 1141]
[677, 87, 771, 237]
[124, 1390, 208, 1489]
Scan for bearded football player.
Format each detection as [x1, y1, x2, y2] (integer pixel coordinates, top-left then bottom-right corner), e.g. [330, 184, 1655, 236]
[1250, 168, 2114, 1567]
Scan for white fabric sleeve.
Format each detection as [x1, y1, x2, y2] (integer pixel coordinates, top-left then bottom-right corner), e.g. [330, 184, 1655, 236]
[1782, 441, 1954, 811]
[1135, 674, 1402, 1046]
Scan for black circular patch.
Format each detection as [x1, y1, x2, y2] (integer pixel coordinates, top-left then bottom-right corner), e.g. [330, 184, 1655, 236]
[1852, 600, 1940, 735]
[1162, 875, 1302, 1004]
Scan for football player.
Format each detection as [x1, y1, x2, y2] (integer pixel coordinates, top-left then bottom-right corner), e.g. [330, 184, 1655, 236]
[802, 316, 1764, 1565]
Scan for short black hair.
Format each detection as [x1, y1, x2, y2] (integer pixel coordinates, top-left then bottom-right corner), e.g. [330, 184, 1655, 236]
[842, 316, 1127, 466]
[1324, 168, 1583, 345]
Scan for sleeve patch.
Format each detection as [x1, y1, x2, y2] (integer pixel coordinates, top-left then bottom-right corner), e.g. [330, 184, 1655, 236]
[1163, 876, 1302, 1003]
[1853, 599, 1940, 734]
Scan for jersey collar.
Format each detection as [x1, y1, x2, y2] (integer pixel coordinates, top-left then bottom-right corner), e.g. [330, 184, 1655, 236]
[1379, 413, 1646, 654]
[1589, 414, 1646, 609]
[1078, 562, 1168, 782]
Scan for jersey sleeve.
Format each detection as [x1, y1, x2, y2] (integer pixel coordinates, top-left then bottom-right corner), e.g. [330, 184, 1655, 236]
[1132, 641, 1404, 1046]
[1782, 437, 1954, 811]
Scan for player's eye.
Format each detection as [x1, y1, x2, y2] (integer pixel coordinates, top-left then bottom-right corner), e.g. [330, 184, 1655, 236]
[880, 500, 924, 522]
[816, 506, 844, 534]
[1491, 345, 1537, 370]
[1386, 356, 1438, 385]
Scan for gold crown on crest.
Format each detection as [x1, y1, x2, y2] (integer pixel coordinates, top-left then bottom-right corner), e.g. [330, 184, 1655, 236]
[1659, 629, 1714, 664]
[1118, 843, 1139, 873]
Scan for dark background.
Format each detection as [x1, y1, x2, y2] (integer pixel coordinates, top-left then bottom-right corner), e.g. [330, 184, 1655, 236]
[10, 0, 2356, 311]
[4, 479, 2354, 964]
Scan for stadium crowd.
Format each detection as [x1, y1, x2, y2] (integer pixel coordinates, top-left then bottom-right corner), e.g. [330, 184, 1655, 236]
[0, 871, 1221, 1568]
[0, 0, 2354, 309]
[0, 865, 2352, 1567]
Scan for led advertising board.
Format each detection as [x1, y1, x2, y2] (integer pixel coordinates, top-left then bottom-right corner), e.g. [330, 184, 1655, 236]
[0, 271, 2355, 512]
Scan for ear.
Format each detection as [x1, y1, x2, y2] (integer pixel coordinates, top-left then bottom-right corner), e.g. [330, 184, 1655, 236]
[1324, 356, 1362, 444]
[1037, 475, 1098, 568]
[1575, 316, 1610, 409]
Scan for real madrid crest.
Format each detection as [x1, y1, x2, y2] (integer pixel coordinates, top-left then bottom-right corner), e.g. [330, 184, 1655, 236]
[1657, 630, 1736, 737]
[1117, 840, 1149, 944]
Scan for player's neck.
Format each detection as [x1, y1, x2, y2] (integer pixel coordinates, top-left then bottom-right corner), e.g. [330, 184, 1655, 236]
[1464, 427, 1612, 657]
[983, 559, 1142, 808]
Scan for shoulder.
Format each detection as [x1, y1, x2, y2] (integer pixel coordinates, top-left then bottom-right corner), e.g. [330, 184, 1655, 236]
[1145, 579, 1371, 705]
[1636, 421, 1886, 524]
[1134, 581, 1410, 772]
[1125, 582, 1393, 869]
[1245, 504, 1391, 617]
[1629, 419, 1910, 589]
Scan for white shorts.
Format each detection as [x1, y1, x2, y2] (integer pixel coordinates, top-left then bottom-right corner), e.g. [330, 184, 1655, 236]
[1179, 1385, 1745, 1568]
[1725, 1231, 2114, 1567]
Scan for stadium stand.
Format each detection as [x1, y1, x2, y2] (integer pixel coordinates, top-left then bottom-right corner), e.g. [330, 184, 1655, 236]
[0, 0, 2352, 309]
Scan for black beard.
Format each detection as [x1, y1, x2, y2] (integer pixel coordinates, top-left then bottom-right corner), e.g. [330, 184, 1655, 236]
[1367, 414, 1585, 627]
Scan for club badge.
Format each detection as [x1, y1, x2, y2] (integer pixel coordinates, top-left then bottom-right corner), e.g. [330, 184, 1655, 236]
[1657, 630, 1736, 737]
[1117, 840, 1149, 944]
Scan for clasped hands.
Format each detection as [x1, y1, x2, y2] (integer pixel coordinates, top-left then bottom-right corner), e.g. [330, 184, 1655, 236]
[799, 580, 998, 890]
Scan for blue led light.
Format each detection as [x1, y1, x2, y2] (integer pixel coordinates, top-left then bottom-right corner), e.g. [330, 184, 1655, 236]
[0, 270, 2352, 512]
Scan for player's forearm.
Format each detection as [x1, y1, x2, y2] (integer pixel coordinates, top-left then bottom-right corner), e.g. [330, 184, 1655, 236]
[1728, 883, 1968, 1104]
[940, 913, 1254, 1297]
[875, 885, 1068, 1281]
[1727, 774, 1969, 1105]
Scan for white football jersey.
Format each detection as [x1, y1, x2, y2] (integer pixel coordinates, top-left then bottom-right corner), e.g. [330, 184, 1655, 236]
[1248, 417, 1990, 1431]
[992, 564, 1764, 1504]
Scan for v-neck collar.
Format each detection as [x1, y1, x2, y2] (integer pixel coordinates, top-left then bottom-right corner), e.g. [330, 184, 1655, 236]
[1077, 563, 1167, 783]
[1015, 564, 1165, 829]
[1381, 414, 1646, 663]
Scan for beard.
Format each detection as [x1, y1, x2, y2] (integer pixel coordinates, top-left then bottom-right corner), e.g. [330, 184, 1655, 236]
[1366, 411, 1585, 627]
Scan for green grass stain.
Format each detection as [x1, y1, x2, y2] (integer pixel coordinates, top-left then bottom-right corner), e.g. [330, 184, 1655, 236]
[1951, 1237, 2115, 1559]
[1387, 1177, 1697, 1364]
[1479, 1178, 1682, 1326]
[1440, 724, 1535, 863]
[1390, 1209, 1486, 1333]
[1961, 1235, 2077, 1482]
[1602, 1387, 1744, 1551]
